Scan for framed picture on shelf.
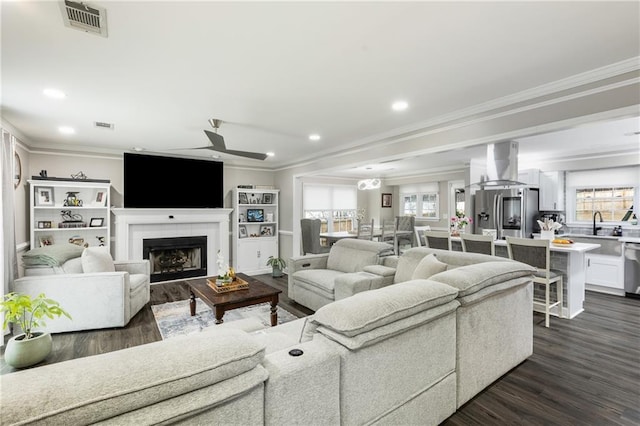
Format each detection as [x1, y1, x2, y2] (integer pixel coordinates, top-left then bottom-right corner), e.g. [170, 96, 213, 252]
[260, 224, 275, 237]
[37, 221, 52, 229]
[262, 193, 273, 204]
[381, 193, 392, 208]
[94, 190, 107, 206]
[89, 217, 104, 227]
[39, 235, 53, 247]
[238, 192, 249, 204]
[35, 187, 54, 206]
[247, 208, 264, 222]
[239, 225, 248, 238]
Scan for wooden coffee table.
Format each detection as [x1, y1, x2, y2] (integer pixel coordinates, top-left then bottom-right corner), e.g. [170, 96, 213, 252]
[186, 273, 282, 326]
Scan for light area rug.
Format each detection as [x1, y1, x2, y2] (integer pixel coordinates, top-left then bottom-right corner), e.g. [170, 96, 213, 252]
[151, 298, 299, 340]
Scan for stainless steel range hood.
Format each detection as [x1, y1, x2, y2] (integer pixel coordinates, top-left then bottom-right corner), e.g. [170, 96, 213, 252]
[474, 141, 526, 187]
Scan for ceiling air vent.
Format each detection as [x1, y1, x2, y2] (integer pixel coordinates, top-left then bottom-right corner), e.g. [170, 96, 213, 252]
[59, 1, 108, 37]
[94, 121, 114, 129]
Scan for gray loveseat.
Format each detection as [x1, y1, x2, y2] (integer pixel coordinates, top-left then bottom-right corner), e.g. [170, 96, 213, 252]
[288, 238, 394, 311]
[0, 249, 535, 425]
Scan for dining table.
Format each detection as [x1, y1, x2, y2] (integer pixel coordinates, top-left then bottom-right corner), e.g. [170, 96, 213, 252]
[319, 229, 413, 254]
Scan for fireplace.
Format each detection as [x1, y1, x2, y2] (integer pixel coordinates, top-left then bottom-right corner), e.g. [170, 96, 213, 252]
[143, 236, 207, 283]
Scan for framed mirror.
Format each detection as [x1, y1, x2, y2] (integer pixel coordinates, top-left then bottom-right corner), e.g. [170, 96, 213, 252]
[14, 151, 22, 189]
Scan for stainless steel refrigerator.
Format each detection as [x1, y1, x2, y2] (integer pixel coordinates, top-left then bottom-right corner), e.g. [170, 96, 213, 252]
[473, 188, 540, 239]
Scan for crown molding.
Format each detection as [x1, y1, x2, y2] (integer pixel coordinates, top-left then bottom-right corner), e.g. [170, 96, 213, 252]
[279, 57, 640, 172]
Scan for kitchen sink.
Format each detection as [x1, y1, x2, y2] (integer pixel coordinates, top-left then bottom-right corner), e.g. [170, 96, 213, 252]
[566, 235, 623, 256]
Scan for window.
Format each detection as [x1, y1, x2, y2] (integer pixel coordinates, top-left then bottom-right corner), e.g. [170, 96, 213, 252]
[402, 194, 417, 215]
[575, 187, 635, 222]
[421, 193, 438, 218]
[401, 192, 439, 218]
[303, 184, 357, 231]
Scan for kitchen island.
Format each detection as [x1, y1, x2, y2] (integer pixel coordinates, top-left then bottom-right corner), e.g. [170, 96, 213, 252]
[451, 237, 600, 319]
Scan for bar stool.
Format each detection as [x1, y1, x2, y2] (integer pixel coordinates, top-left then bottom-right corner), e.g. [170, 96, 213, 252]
[423, 230, 452, 251]
[460, 233, 495, 256]
[506, 236, 563, 328]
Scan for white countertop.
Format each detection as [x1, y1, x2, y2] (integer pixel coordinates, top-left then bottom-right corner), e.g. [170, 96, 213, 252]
[619, 237, 640, 244]
[452, 236, 601, 252]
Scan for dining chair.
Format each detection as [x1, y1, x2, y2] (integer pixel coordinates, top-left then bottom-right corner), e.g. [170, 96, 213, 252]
[460, 233, 495, 256]
[380, 218, 398, 253]
[414, 225, 432, 247]
[356, 219, 374, 240]
[506, 236, 563, 328]
[423, 230, 452, 251]
[300, 218, 330, 255]
[395, 215, 415, 252]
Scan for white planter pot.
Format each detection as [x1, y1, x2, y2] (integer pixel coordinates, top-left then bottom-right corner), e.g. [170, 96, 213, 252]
[4, 332, 52, 369]
[540, 230, 555, 241]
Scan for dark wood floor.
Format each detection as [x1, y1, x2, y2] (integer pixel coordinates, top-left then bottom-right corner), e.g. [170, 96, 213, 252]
[2, 276, 639, 425]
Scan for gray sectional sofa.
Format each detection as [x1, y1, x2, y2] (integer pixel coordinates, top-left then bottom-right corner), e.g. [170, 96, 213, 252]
[0, 248, 535, 425]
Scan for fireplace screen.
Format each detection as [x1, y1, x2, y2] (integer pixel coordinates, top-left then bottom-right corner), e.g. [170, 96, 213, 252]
[143, 236, 207, 283]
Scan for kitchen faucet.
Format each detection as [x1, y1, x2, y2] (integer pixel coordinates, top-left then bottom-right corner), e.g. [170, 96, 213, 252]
[593, 211, 603, 235]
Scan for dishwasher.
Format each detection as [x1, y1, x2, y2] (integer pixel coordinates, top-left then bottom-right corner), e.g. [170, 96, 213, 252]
[622, 239, 640, 298]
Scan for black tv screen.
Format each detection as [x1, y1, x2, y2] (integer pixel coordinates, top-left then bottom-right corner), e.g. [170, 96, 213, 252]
[124, 153, 223, 208]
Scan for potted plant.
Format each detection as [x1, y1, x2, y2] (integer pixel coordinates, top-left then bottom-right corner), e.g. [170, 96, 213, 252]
[266, 256, 286, 277]
[1, 292, 71, 368]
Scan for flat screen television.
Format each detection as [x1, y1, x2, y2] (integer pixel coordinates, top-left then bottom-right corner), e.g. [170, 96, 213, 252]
[124, 153, 223, 208]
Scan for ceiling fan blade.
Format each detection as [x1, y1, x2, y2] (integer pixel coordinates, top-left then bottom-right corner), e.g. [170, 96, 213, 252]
[203, 129, 267, 160]
[223, 149, 269, 160]
[204, 130, 226, 149]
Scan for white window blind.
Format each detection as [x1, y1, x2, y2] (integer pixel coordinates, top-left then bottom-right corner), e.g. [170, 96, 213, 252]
[303, 184, 356, 210]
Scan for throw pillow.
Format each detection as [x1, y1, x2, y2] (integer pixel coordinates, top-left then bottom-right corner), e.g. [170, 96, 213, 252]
[411, 254, 448, 280]
[81, 246, 115, 273]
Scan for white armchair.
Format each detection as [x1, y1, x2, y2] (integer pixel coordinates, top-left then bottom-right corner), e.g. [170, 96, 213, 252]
[14, 246, 150, 333]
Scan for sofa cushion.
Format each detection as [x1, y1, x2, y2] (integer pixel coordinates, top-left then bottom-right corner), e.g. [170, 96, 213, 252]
[62, 257, 84, 274]
[22, 243, 84, 267]
[82, 246, 116, 273]
[429, 261, 536, 297]
[411, 254, 448, 280]
[326, 239, 392, 273]
[0, 328, 266, 425]
[293, 269, 346, 294]
[312, 279, 458, 337]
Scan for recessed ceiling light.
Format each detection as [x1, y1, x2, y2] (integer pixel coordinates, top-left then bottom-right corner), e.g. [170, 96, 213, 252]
[43, 88, 66, 99]
[266, 152, 275, 157]
[391, 100, 408, 111]
[309, 134, 321, 141]
[132, 147, 145, 152]
[58, 126, 75, 134]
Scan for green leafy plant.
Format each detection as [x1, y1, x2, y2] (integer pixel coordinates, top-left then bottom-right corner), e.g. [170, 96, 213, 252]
[1, 292, 71, 339]
[266, 256, 286, 271]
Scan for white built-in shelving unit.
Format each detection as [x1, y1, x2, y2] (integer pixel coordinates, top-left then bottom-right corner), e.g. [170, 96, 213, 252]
[29, 178, 111, 251]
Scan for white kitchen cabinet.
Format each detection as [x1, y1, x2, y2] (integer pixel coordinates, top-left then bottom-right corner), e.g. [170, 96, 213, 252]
[232, 188, 279, 275]
[585, 253, 624, 296]
[29, 178, 111, 251]
[518, 169, 540, 187]
[539, 171, 565, 211]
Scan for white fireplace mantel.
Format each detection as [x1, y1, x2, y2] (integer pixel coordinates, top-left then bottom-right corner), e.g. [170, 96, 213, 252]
[111, 208, 233, 279]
